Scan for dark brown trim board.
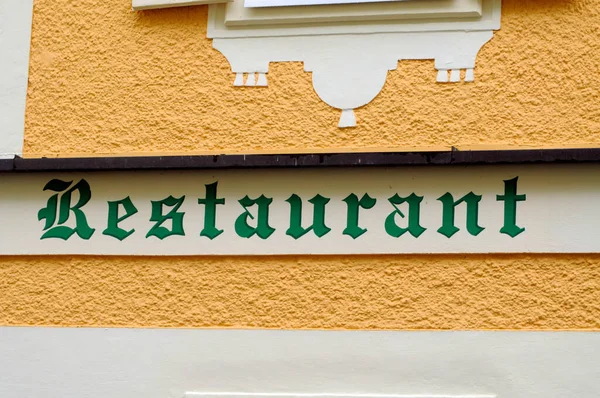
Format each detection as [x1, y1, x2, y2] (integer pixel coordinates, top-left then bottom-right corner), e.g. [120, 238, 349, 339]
[1, 148, 600, 172]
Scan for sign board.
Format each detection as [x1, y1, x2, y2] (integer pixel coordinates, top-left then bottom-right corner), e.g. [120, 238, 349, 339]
[0, 164, 597, 255]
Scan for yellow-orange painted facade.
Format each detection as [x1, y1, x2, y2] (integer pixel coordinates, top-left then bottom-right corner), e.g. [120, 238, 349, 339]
[2, 255, 600, 329]
[5, 0, 600, 330]
[24, 0, 600, 157]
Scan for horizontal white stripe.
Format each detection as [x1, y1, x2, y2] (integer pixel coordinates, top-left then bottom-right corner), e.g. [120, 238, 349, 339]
[3, 165, 600, 255]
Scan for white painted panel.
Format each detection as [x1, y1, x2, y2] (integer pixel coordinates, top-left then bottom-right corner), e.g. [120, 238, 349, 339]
[0, 0, 34, 157]
[0, 164, 599, 255]
[0, 328, 598, 398]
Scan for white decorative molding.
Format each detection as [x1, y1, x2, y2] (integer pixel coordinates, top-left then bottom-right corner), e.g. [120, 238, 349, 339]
[0, 328, 599, 397]
[0, 0, 34, 156]
[207, 0, 501, 127]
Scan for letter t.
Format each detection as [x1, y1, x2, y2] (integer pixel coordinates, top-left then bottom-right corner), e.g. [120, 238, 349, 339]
[497, 177, 526, 238]
[198, 182, 226, 240]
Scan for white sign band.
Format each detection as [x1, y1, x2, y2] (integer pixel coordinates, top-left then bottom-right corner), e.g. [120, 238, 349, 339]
[0, 164, 596, 255]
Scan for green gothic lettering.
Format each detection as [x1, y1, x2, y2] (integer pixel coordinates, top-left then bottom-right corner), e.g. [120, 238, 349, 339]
[286, 194, 331, 239]
[343, 193, 377, 239]
[437, 192, 484, 238]
[385, 193, 426, 238]
[36, 176, 527, 244]
[38, 179, 95, 240]
[235, 195, 275, 239]
[146, 195, 186, 239]
[198, 182, 226, 240]
[103, 197, 138, 241]
[497, 176, 526, 238]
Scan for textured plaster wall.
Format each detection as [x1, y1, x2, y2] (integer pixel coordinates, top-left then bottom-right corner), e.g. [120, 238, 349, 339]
[24, 0, 600, 157]
[1, 255, 600, 329]
[10, 0, 600, 330]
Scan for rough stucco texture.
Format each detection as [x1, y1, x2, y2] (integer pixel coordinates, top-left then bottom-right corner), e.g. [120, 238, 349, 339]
[13, 0, 600, 331]
[24, 0, 600, 157]
[1, 255, 600, 329]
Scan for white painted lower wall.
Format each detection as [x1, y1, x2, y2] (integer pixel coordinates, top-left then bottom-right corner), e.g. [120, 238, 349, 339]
[0, 328, 598, 398]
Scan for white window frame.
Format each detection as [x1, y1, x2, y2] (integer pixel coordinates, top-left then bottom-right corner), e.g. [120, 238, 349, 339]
[224, 0, 482, 26]
[132, 0, 231, 11]
[244, 0, 408, 7]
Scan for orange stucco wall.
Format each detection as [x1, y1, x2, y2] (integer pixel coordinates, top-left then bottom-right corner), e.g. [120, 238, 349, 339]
[2, 255, 600, 329]
[7, 0, 600, 330]
[24, 0, 600, 157]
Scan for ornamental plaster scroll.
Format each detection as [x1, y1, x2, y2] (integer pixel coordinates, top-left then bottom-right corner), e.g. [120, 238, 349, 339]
[208, 0, 501, 128]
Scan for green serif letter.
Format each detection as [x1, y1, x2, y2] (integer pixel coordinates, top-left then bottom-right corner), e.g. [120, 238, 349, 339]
[235, 195, 275, 239]
[437, 192, 484, 238]
[146, 195, 186, 239]
[38, 179, 95, 240]
[103, 197, 138, 241]
[385, 193, 426, 238]
[343, 193, 377, 239]
[198, 182, 225, 240]
[286, 194, 331, 239]
[496, 176, 526, 238]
